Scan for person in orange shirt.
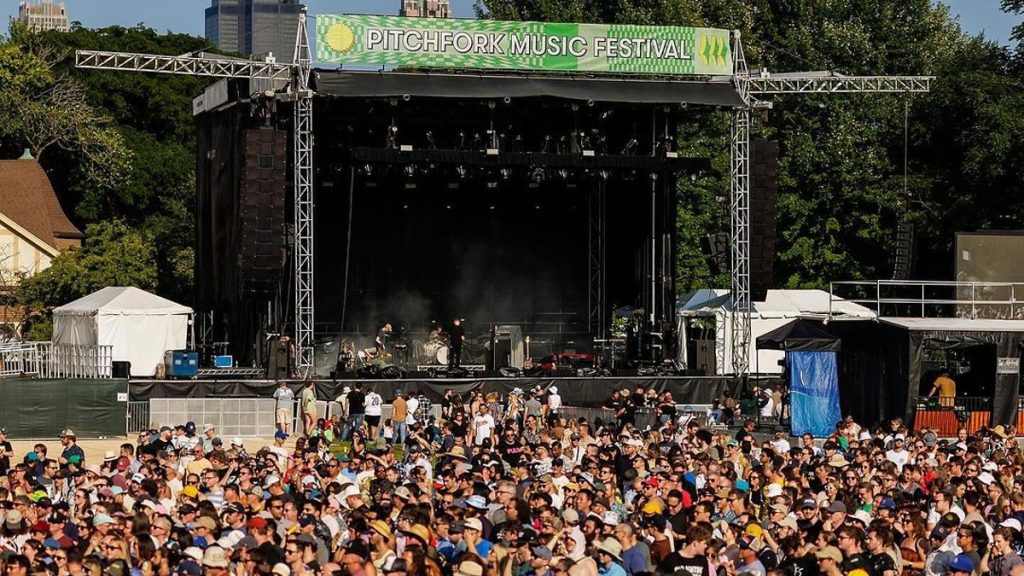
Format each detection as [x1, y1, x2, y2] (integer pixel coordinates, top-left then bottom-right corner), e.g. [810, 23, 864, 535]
[928, 368, 956, 407]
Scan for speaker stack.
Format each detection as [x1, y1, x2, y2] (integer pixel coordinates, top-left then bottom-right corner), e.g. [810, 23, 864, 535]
[750, 139, 779, 303]
[239, 129, 288, 294]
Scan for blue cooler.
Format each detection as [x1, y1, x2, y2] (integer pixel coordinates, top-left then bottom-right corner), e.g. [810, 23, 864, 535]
[164, 350, 198, 378]
[214, 355, 234, 368]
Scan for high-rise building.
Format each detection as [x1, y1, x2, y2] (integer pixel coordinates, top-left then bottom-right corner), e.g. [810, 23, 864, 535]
[17, 0, 70, 33]
[205, 0, 304, 62]
[400, 0, 451, 18]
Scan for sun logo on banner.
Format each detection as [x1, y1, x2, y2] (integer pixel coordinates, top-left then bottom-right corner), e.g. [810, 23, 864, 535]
[325, 23, 356, 54]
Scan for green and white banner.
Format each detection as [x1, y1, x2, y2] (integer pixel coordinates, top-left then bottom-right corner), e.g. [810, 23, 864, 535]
[315, 15, 733, 76]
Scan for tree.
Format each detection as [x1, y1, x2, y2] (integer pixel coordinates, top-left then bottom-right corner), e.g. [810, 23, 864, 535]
[17, 220, 158, 318]
[476, 0, 1024, 291]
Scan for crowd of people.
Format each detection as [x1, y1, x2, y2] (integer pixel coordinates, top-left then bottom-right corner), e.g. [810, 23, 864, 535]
[0, 385, 1021, 576]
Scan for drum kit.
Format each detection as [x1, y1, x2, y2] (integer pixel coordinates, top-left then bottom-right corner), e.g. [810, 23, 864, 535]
[423, 341, 449, 366]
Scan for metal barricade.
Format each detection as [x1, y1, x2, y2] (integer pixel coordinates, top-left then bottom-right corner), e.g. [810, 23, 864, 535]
[127, 401, 151, 434]
[0, 342, 40, 377]
[35, 343, 113, 378]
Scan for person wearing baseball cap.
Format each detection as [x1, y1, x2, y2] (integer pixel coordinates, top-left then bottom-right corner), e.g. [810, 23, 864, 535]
[58, 429, 84, 471]
[815, 546, 844, 576]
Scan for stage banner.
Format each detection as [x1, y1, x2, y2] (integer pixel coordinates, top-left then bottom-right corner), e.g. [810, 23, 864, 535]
[787, 351, 842, 438]
[315, 15, 733, 76]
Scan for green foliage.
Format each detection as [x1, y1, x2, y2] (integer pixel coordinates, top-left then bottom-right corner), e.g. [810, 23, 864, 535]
[477, 0, 1024, 292]
[17, 220, 158, 312]
[0, 24, 212, 312]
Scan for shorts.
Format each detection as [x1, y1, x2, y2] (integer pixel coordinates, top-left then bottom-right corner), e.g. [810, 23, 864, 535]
[276, 409, 290, 424]
[365, 415, 381, 427]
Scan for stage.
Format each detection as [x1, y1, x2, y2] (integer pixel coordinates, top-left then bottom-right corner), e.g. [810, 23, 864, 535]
[195, 70, 729, 372]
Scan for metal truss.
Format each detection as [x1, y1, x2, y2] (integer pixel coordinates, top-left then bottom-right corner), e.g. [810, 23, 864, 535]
[75, 50, 294, 81]
[74, 7, 318, 377]
[730, 34, 752, 375]
[749, 74, 933, 95]
[291, 11, 316, 376]
[588, 180, 607, 335]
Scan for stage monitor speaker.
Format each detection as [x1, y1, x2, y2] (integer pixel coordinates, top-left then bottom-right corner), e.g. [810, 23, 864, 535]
[266, 340, 290, 380]
[112, 361, 131, 379]
[493, 338, 513, 368]
[701, 232, 730, 276]
[695, 338, 716, 375]
[750, 139, 779, 302]
[239, 128, 288, 293]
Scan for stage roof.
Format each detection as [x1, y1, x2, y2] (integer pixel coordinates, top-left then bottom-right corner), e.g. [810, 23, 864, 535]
[313, 70, 745, 107]
[880, 318, 1024, 332]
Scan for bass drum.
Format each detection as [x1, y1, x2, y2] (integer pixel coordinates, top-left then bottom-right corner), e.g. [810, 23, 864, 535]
[436, 346, 449, 366]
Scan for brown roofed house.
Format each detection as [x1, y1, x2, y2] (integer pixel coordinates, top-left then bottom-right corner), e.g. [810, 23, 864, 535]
[0, 153, 84, 283]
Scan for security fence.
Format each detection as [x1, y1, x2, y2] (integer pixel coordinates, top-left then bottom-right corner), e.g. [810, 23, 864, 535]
[130, 399, 444, 437]
[0, 342, 114, 379]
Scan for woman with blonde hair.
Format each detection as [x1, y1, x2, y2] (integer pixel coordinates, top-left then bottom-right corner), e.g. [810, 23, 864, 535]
[103, 536, 130, 568]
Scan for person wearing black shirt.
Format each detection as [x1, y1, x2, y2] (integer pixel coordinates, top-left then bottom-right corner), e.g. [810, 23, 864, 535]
[838, 526, 875, 576]
[375, 323, 392, 357]
[449, 318, 466, 367]
[0, 428, 12, 476]
[345, 384, 366, 441]
[660, 523, 712, 576]
[497, 428, 525, 468]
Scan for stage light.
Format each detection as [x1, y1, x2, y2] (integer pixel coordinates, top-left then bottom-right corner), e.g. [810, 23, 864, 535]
[426, 131, 438, 150]
[456, 165, 467, 179]
[558, 168, 570, 180]
[531, 167, 545, 183]
[362, 163, 373, 176]
[404, 165, 416, 178]
[621, 138, 638, 155]
[500, 168, 512, 179]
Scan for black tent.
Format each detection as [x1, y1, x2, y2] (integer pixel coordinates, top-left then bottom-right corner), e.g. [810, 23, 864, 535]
[756, 319, 840, 352]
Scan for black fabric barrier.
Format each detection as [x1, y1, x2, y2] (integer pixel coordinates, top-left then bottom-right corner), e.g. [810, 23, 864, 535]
[0, 379, 128, 439]
[130, 377, 765, 408]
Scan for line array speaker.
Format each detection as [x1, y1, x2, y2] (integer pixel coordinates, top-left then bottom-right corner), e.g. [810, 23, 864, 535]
[700, 232, 730, 276]
[892, 221, 915, 280]
[750, 139, 779, 303]
[239, 128, 287, 293]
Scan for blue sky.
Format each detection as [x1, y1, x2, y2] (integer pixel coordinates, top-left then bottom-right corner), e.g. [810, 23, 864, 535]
[3, 0, 1018, 46]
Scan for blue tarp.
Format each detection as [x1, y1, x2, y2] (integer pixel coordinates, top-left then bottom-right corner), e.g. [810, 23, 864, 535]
[788, 351, 841, 437]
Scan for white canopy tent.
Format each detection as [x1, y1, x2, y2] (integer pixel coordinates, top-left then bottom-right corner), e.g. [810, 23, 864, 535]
[677, 289, 876, 375]
[53, 287, 193, 377]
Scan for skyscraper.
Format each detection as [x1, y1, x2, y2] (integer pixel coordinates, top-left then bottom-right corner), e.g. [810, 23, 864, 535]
[205, 0, 304, 62]
[400, 0, 452, 18]
[17, 0, 70, 33]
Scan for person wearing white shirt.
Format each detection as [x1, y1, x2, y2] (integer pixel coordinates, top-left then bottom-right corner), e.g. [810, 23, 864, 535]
[406, 394, 420, 426]
[471, 404, 496, 446]
[886, 434, 910, 471]
[547, 386, 562, 415]
[364, 390, 383, 440]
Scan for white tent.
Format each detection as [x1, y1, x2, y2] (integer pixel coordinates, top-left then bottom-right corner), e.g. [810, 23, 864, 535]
[53, 287, 193, 377]
[677, 289, 876, 375]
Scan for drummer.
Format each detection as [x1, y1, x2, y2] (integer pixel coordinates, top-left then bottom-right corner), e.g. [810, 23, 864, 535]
[428, 322, 444, 343]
